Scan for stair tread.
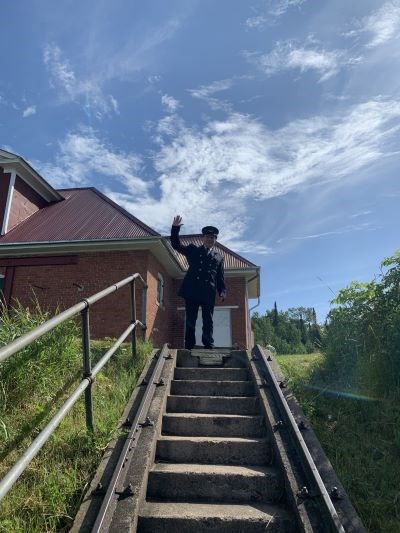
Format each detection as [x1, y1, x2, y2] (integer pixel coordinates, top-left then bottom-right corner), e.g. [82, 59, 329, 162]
[139, 500, 291, 520]
[163, 413, 261, 420]
[158, 435, 268, 443]
[172, 379, 251, 384]
[168, 395, 256, 400]
[151, 463, 278, 476]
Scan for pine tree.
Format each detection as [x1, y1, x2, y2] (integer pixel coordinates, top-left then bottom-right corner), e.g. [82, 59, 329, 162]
[273, 301, 278, 327]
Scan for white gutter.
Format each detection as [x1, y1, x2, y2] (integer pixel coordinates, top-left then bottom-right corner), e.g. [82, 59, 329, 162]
[1, 169, 16, 235]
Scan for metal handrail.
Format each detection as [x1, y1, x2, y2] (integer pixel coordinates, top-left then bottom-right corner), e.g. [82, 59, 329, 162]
[253, 345, 345, 533]
[0, 274, 148, 503]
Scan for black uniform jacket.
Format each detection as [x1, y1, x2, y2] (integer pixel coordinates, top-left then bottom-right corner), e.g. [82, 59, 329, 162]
[171, 225, 226, 306]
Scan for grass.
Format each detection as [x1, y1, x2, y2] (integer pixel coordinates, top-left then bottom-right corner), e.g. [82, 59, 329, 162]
[0, 330, 153, 533]
[276, 352, 400, 533]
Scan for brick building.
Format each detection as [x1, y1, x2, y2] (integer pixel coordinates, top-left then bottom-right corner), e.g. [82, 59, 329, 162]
[0, 149, 260, 348]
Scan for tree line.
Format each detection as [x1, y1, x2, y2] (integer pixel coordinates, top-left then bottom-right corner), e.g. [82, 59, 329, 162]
[252, 303, 322, 354]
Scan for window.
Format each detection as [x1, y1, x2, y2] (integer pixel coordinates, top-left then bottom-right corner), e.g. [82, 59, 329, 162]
[157, 273, 164, 306]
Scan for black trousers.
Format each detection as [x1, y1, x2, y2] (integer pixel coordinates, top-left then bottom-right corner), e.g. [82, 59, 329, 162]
[184, 299, 215, 349]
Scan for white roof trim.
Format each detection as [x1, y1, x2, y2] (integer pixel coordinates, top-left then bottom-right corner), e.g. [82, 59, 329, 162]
[0, 155, 62, 203]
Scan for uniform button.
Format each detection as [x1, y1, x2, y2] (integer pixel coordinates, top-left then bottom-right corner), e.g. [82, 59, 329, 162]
[197, 276, 200, 279]
[199, 268, 202, 271]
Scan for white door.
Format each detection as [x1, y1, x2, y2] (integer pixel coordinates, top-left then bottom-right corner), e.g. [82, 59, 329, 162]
[195, 307, 231, 347]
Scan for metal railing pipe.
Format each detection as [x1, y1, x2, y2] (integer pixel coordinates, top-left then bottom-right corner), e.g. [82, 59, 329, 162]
[0, 378, 90, 502]
[81, 307, 94, 432]
[0, 274, 147, 366]
[0, 273, 148, 504]
[91, 322, 139, 379]
[130, 280, 137, 359]
[141, 285, 147, 327]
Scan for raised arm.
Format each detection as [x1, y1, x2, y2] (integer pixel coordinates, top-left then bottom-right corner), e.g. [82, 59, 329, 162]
[170, 215, 191, 256]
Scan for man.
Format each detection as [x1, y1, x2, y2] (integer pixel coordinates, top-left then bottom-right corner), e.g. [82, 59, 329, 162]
[171, 215, 227, 350]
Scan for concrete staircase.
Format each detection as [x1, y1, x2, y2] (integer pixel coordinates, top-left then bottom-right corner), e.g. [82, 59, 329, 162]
[137, 350, 296, 532]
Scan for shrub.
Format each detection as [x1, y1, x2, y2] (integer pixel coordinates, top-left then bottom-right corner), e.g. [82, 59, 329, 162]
[323, 251, 400, 396]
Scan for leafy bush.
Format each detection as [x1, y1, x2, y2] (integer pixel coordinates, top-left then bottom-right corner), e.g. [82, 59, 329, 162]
[324, 251, 400, 397]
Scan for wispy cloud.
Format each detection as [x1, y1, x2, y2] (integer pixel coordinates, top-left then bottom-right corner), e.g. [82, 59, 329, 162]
[246, 0, 307, 27]
[279, 222, 376, 242]
[43, 43, 119, 119]
[38, 98, 400, 254]
[36, 127, 148, 194]
[350, 210, 372, 218]
[244, 40, 358, 82]
[189, 79, 234, 111]
[345, 1, 400, 48]
[111, 98, 400, 251]
[161, 94, 181, 113]
[22, 105, 36, 118]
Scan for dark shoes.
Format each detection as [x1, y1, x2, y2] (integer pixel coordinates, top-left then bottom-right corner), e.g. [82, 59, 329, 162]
[203, 344, 214, 350]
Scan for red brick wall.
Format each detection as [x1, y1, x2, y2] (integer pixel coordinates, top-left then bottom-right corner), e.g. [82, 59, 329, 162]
[7, 176, 47, 232]
[0, 167, 11, 232]
[1, 251, 249, 348]
[145, 254, 174, 347]
[4, 251, 173, 345]
[171, 276, 248, 348]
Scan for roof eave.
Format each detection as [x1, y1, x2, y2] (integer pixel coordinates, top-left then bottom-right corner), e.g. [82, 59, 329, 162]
[0, 237, 183, 277]
[0, 157, 63, 203]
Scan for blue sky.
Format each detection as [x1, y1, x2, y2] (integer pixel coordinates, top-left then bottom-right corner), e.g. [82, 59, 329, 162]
[1, 0, 399, 321]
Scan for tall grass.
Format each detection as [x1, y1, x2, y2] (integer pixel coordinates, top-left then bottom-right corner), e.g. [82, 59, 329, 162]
[0, 299, 153, 532]
[276, 353, 400, 533]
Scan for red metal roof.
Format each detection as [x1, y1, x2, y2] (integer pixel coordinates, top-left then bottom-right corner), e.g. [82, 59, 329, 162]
[0, 188, 159, 243]
[165, 235, 257, 270]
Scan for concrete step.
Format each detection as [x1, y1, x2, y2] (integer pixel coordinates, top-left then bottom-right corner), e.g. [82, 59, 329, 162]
[174, 367, 249, 381]
[170, 380, 255, 397]
[156, 436, 271, 465]
[147, 463, 283, 503]
[162, 413, 265, 437]
[177, 349, 249, 368]
[166, 395, 259, 415]
[137, 501, 295, 532]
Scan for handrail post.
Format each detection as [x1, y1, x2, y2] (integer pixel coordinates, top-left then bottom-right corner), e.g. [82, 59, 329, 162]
[130, 279, 137, 359]
[142, 283, 147, 337]
[81, 306, 94, 433]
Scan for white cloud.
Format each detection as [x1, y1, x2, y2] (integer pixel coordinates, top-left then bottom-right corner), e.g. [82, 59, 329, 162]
[36, 98, 400, 255]
[161, 94, 180, 113]
[245, 41, 351, 81]
[246, 0, 307, 27]
[281, 223, 375, 242]
[108, 98, 400, 252]
[43, 43, 119, 118]
[269, 0, 307, 17]
[245, 15, 268, 29]
[189, 79, 234, 111]
[22, 105, 36, 118]
[36, 127, 148, 194]
[350, 210, 372, 218]
[346, 1, 400, 48]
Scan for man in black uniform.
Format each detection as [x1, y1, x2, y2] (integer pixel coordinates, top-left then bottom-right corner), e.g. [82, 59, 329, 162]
[171, 215, 227, 350]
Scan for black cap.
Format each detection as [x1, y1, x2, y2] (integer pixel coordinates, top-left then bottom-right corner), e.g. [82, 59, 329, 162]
[202, 226, 219, 237]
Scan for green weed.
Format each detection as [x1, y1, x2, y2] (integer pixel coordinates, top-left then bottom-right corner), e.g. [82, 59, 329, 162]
[0, 302, 153, 532]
